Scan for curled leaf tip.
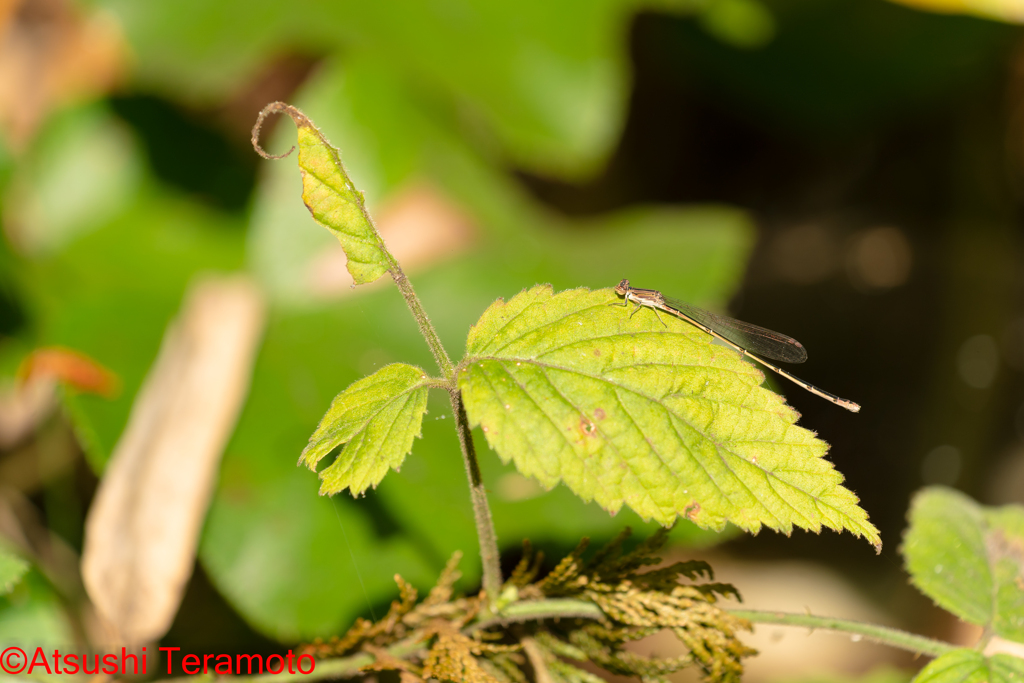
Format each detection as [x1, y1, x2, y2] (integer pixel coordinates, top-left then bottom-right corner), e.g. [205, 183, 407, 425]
[251, 101, 312, 160]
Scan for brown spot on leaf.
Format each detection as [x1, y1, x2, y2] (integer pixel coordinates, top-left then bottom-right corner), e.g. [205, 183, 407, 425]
[594, 408, 606, 420]
[685, 502, 701, 521]
[987, 529, 1024, 571]
[581, 416, 596, 435]
[593, 348, 601, 356]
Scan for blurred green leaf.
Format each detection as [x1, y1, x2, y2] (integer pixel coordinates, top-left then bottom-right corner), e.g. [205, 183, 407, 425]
[903, 487, 1024, 640]
[458, 284, 880, 547]
[0, 549, 28, 597]
[911, 649, 1024, 683]
[200, 304, 439, 641]
[699, 0, 776, 48]
[0, 570, 74, 671]
[774, 667, 912, 683]
[301, 362, 433, 495]
[96, 0, 638, 178]
[4, 106, 249, 471]
[6, 105, 141, 256]
[19, 185, 246, 471]
[201, 463, 436, 642]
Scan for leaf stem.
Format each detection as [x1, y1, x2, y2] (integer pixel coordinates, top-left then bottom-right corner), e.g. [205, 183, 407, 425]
[728, 609, 957, 658]
[387, 263, 454, 378]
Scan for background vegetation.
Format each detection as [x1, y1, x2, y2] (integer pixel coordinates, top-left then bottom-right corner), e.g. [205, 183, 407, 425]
[1, 0, 1024, 679]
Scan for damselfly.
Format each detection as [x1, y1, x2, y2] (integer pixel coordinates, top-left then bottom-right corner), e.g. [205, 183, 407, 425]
[614, 279, 861, 413]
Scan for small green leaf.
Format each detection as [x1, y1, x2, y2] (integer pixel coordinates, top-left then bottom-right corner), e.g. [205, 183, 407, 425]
[903, 487, 1024, 640]
[911, 649, 1024, 683]
[458, 284, 879, 549]
[301, 363, 432, 496]
[0, 548, 28, 596]
[259, 105, 391, 285]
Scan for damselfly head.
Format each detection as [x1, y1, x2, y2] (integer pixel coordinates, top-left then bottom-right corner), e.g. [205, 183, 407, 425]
[614, 279, 630, 296]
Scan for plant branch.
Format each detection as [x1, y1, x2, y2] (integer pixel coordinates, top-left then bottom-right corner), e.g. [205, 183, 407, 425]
[341, 156, 502, 604]
[729, 609, 957, 658]
[450, 386, 502, 613]
[385, 264, 504, 613]
[252, 100, 503, 626]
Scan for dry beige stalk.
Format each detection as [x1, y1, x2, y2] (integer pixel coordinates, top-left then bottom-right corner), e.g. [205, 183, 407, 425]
[81, 275, 265, 646]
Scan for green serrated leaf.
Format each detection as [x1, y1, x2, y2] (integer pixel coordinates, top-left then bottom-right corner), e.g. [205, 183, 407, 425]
[911, 649, 1024, 683]
[301, 363, 432, 496]
[903, 487, 1024, 640]
[292, 117, 390, 285]
[458, 284, 880, 549]
[0, 548, 28, 596]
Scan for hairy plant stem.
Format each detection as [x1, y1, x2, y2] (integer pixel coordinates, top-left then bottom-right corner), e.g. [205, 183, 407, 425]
[388, 265, 453, 377]
[447, 385, 503, 613]
[383, 261, 502, 612]
[729, 609, 957, 658]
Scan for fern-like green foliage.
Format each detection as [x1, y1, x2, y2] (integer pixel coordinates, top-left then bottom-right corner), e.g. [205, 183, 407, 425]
[514, 528, 754, 683]
[302, 530, 752, 683]
[458, 285, 879, 549]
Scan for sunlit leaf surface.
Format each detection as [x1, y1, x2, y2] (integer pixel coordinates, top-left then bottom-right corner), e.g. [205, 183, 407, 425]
[459, 285, 880, 548]
[285, 113, 391, 285]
